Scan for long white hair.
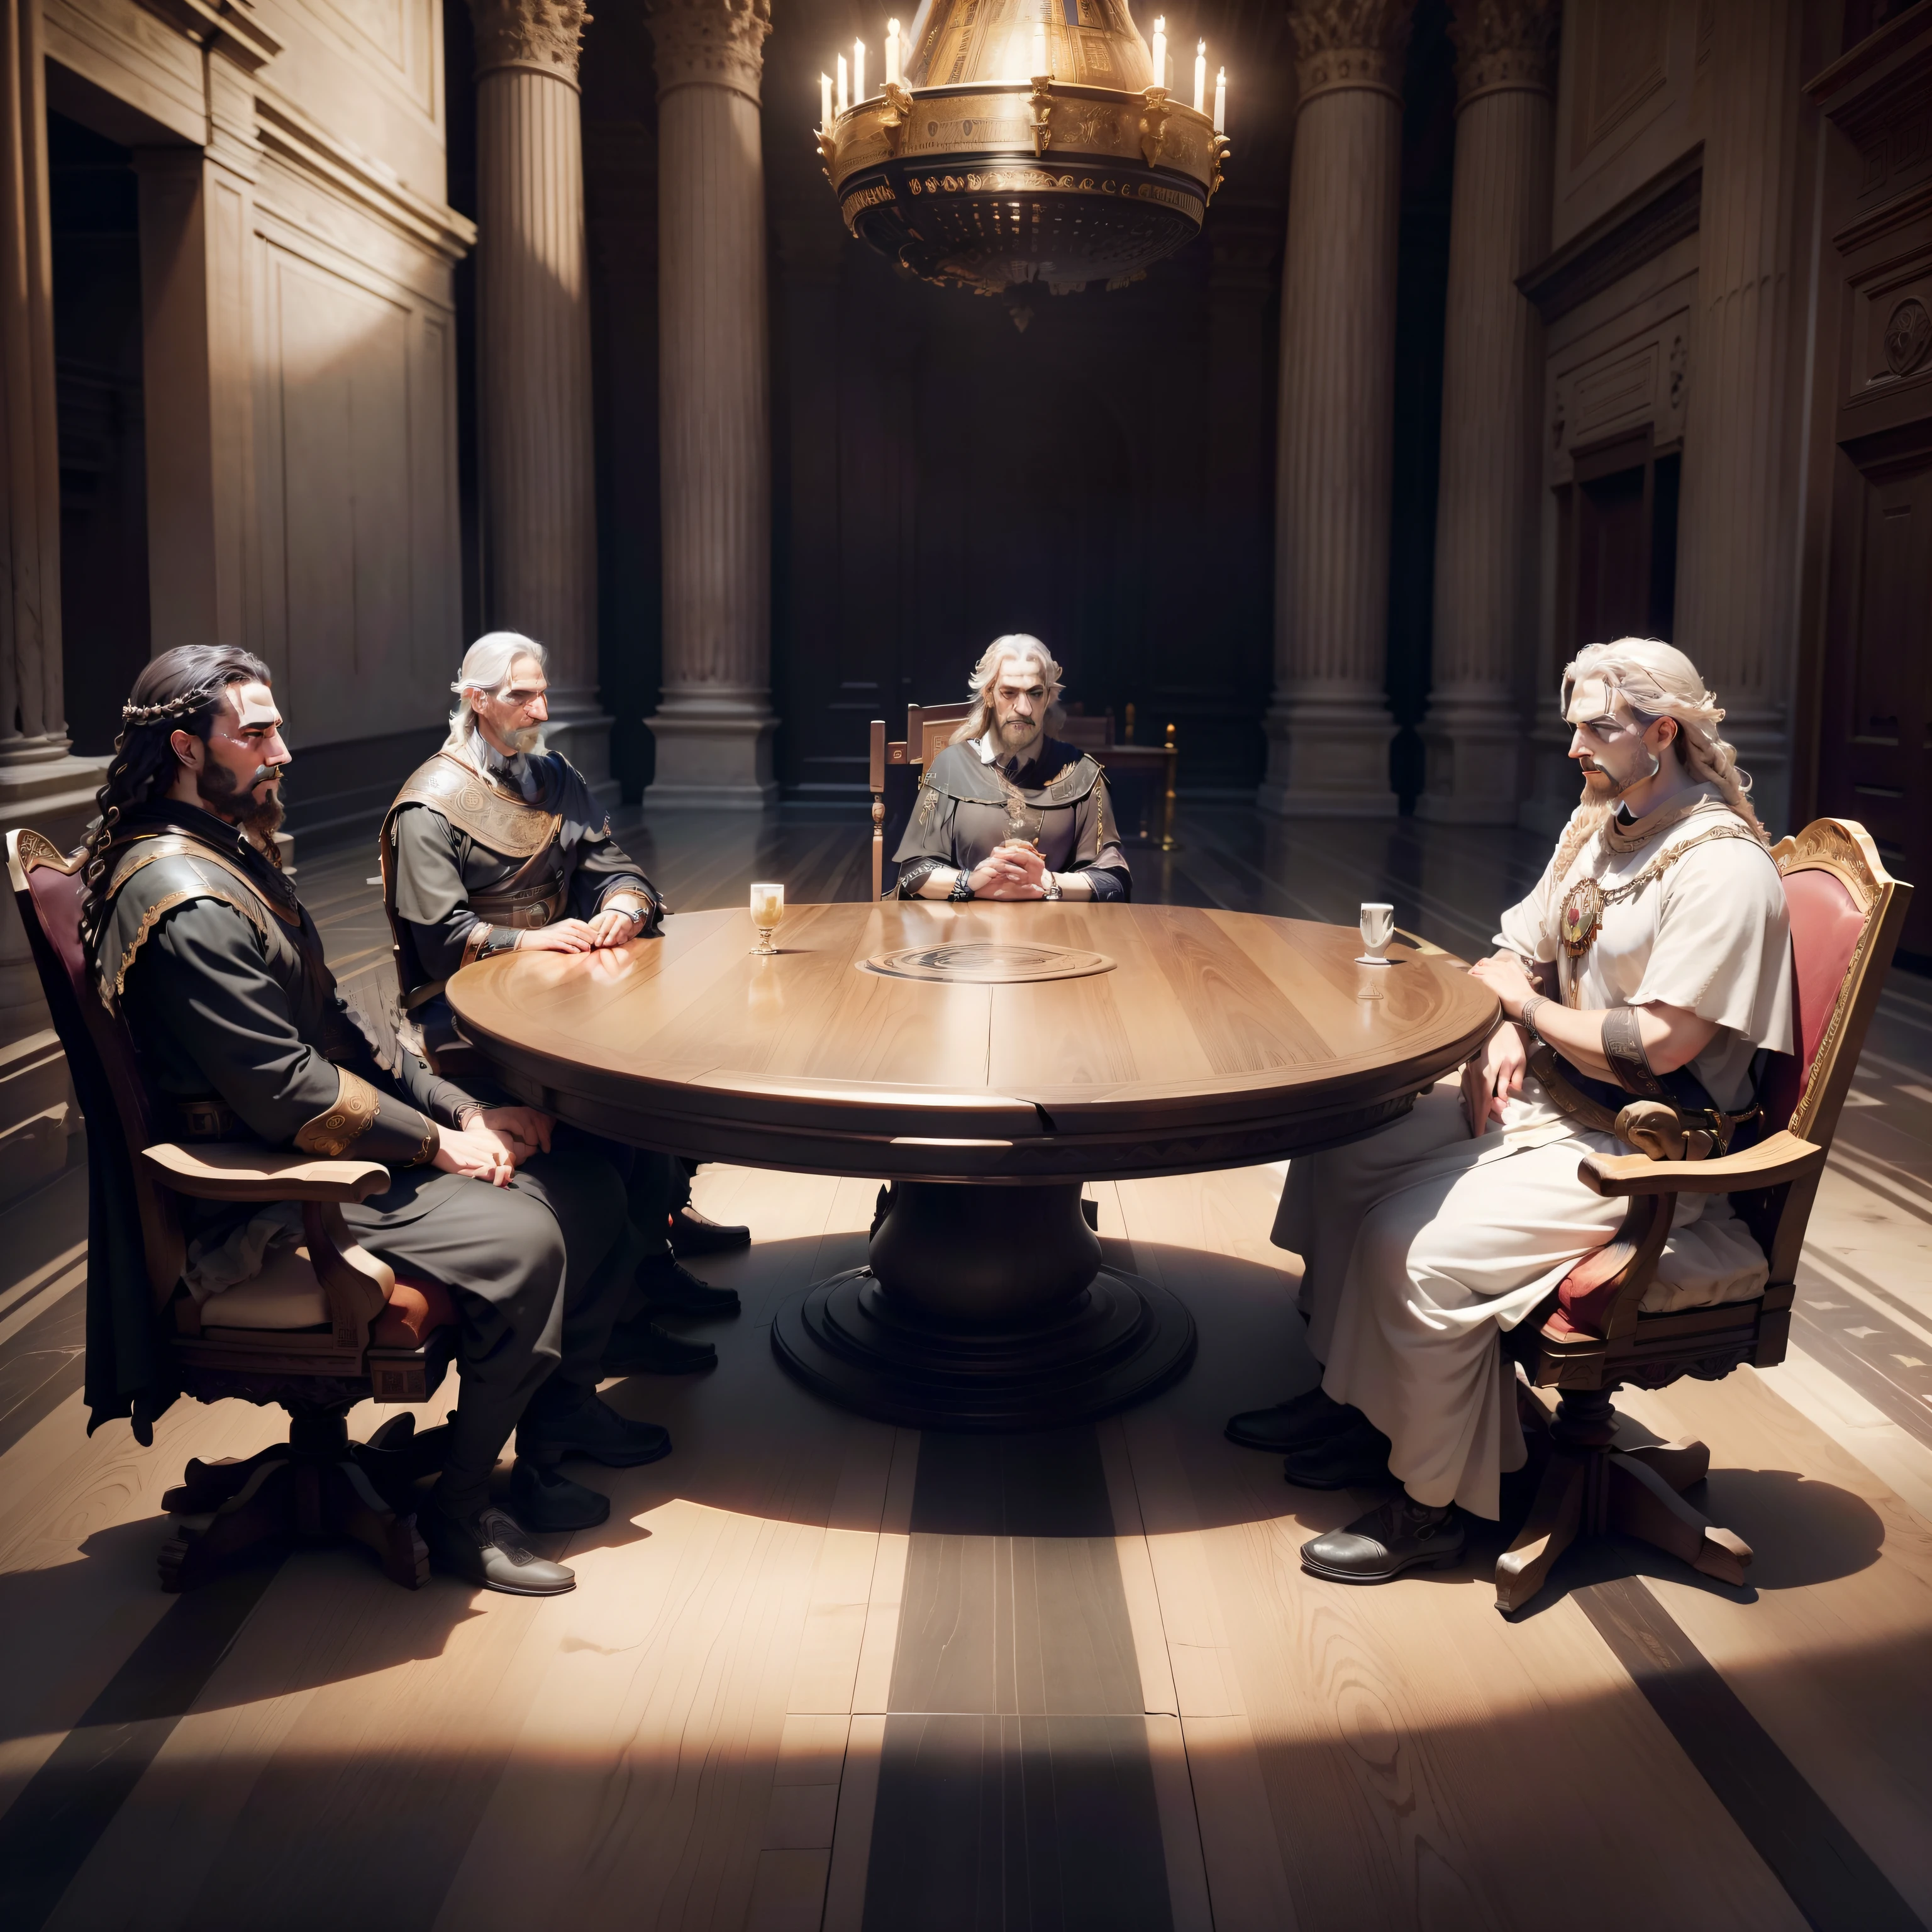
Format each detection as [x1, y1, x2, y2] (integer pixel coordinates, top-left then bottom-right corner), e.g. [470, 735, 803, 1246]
[444, 631, 547, 752]
[948, 634, 1068, 746]
[1550, 636, 1766, 884]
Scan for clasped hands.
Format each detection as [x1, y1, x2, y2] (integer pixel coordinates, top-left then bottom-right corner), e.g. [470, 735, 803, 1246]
[969, 840, 1052, 901]
[518, 902, 647, 953]
[433, 1104, 557, 1187]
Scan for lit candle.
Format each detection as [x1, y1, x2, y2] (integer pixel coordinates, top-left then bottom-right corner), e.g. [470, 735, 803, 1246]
[820, 70, 833, 128]
[886, 17, 901, 87]
[1150, 16, 1165, 91]
[1194, 40, 1206, 112]
[1213, 65, 1226, 133]
[1033, 19, 1046, 75]
[836, 52, 848, 114]
[853, 38, 865, 102]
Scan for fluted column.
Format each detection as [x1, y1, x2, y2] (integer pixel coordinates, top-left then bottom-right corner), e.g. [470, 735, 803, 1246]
[1416, 0, 1558, 824]
[644, 0, 776, 809]
[470, 0, 611, 791]
[1258, 1, 1414, 818]
[1672, 0, 1804, 836]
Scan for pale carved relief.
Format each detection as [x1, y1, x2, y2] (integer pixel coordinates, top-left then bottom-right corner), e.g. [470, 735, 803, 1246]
[1884, 296, 1931, 377]
[1449, 0, 1560, 102]
[648, 0, 772, 102]
[1287, 0, 1416, 103]
[469, 0, 591, 79]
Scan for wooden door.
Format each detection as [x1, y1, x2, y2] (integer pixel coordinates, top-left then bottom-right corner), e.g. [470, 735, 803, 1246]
[1819, 442, 1932, 957]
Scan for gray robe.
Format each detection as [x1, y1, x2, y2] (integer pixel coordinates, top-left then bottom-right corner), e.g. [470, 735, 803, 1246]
[892, 737, 1131, 900]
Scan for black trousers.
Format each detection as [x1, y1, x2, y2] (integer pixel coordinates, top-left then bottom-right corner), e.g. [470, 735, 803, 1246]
[344, 1150, 643, 1511]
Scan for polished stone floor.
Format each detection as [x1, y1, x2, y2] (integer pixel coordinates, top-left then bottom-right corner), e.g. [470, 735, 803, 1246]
[0, 802, 1928, 1930]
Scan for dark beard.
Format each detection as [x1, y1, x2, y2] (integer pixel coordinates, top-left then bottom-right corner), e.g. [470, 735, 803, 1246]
[201, 760, 286, 845]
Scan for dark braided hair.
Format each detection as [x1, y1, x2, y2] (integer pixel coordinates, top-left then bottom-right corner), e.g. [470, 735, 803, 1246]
[79, 645, 275, 955]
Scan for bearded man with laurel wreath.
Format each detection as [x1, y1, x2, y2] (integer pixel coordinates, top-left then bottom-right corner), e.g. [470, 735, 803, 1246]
[1226, 639, 1796, 1586]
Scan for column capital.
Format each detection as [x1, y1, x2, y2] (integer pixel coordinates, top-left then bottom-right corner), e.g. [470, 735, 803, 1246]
[648, 0, 771, 106]
[1288, 1, 1416, 108]
[468, 0, 591, 84]
[1449, 0, 1560, 108]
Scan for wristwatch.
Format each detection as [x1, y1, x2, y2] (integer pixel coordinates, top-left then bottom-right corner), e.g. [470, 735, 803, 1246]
[1042, 871, 1062, 900]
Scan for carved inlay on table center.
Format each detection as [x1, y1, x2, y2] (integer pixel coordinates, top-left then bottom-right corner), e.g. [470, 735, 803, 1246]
[860, 940, 1116, 983]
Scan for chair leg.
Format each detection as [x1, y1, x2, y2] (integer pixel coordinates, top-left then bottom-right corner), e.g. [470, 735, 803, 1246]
[162, 1442, 290, 1514]
[1605, 1452, 1752, 1586]
[159, 1457, 296, 1592]
[1496, 1447, 1588, 1614]
[1616, 1437, 1711, 1493]
[324, 1460, 430, 1591]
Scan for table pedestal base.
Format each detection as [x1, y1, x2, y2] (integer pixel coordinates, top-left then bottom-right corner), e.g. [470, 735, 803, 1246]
[771, 1181, 1196, 1430]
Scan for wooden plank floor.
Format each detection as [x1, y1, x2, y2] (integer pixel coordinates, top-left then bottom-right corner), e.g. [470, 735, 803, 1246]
[0, 803, 1928, 1929]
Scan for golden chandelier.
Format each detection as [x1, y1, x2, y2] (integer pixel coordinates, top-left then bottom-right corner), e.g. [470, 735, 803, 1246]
[816, 0, 1230, 299]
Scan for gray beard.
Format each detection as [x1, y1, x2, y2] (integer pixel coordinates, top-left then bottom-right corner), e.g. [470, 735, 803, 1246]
[997, 718, 1042, 756]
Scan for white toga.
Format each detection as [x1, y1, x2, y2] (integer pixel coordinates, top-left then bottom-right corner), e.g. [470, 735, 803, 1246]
[1273, 783, 1796, 1518]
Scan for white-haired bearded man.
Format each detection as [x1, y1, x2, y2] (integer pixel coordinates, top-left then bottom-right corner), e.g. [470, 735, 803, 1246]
[1227, 638, 1795, 1586]
[891, 635, 1131, 903]
[382, 631, 748, 1379]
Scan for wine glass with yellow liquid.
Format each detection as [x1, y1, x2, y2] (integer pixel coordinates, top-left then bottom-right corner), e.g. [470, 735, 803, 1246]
[750, 881, 785, 955]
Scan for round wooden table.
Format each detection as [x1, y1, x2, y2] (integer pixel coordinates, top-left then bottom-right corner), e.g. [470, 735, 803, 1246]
[446, 902, 1498, 1430]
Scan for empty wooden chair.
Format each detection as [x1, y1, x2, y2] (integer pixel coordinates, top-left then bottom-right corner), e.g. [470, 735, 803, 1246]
[1496, 817, 1911, 1613]
[8, 828, 460, 1593]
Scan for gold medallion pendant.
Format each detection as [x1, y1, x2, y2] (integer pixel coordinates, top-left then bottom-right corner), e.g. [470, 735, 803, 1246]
[1560, 876, 1606, 955]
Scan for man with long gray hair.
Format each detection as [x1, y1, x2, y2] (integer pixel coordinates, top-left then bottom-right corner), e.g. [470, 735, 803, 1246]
[382, 631, 748, 1382]
[1228, 638, 1795, 1587]
[891, 634, 1131, 902]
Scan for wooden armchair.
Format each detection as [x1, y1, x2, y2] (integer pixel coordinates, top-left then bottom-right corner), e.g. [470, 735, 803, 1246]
[1496, 818, 1912, 1613]
[8, 828, 459, 1594]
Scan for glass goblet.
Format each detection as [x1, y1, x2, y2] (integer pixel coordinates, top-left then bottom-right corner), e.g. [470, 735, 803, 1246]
[750, 881, 785, 956]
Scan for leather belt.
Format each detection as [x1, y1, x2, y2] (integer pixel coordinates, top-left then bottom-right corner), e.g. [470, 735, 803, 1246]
[470, 884, 565, 930]
[175, 1096, 240, 1141]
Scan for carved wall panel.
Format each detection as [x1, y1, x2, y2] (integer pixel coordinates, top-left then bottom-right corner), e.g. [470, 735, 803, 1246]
[1548, 0, 1705, 250]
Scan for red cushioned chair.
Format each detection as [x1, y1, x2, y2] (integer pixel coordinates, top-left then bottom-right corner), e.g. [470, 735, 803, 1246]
[1496, 818, 1912, 1613]
[8, 827, 460, 1592]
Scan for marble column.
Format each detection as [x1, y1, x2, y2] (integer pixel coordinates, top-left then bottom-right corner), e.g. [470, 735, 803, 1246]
[0, 0, 108, 1200]
[1672, 0, 1804, 838]
[1258, 0, 1414, 818]
[1416, 0, 1558, 824]
[470, 0, 613, 792]
[644, 0, 777, 808]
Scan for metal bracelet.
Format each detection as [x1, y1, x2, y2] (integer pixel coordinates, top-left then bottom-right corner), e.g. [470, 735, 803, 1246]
[1042, 870, 1062, 901]
[1519, 994, 1549, 1040]
[1601, 1004, 1669, 1098]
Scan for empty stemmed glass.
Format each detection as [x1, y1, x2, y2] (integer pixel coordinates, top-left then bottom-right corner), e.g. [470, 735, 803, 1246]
[750, 881, 785, 956]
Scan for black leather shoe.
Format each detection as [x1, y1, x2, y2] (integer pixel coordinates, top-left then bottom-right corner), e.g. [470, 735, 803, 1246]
[518, 1381, 674, 1468]
[1226, 1388, 1361, 1453]
[421, 1502, 576, 1596]
[637, 1255, 741, 1318]
[1281, 1417, 1396, 1490]
[509, 1457, 611, 1531]
[604, 1313, 718, 1376]
[668, 1205, 752, 1257]
[1299, 1497, 1466, 1583]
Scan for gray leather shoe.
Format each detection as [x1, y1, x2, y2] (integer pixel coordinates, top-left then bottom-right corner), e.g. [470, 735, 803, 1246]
[1300, 1497, 1466, 1584]
[509, 1457, 611, 1531]
[1226, 1388, 1360, 1453]
[421, 1503, 576, 1596]
[1281, 1417, 1396, 1490]
[518, 1380, 674, 1469]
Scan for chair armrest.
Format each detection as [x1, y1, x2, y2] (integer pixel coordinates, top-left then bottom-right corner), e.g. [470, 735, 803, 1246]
[1577, 1130, 1824, 1199]
[142, 1141, 393, 1204]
